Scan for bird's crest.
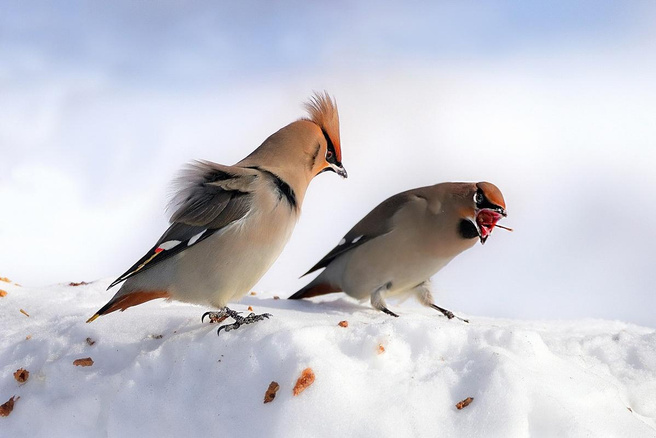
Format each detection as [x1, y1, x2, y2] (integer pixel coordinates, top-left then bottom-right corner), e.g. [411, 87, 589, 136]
[303, 91, 342, 162]
[476, 182, 506, 210]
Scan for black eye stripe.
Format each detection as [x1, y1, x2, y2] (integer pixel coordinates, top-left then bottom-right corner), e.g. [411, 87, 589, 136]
[475, 189, 502, 211]
[321, 127, 339, 164]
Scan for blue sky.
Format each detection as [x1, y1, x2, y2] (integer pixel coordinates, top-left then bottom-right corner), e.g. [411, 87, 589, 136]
[2, 1, 656, 326]
[3, 1, 651, 85]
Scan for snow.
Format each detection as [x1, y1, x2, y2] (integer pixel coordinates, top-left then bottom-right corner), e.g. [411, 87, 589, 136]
[1, 279, 655, 437]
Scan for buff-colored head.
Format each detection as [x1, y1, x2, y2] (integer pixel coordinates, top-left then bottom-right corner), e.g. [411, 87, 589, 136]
[448, 181, 508, 244]
[302, 92, 346, 178]
[473, 182, 508, 244]
[236, 92, 347, 205]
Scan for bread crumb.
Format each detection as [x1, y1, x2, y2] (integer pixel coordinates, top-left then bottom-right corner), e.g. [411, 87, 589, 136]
[14, 368, 29, 383]
[25, 335, 32, 340]
[292, 368, 315, 396]
[0, 277, 11, 283]
[0, 396, 19, 417]
[273, 296, 280, 300]
[250, 291, 257, 296]
[377, 344, 385, 354]
[20, 309, 30, 317]
[456, 397, 474, 410]
[86, 337, 96, 346]
[248, 306, 253, 312]
[68, 281, 89, 286]
[263, 381, 280, 403]
[0, 290, 7, 297]
[73, 357, 94, 367]
[338, 320, 349, 328]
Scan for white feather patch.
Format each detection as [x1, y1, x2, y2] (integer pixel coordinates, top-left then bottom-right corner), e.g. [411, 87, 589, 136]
[352, 235, 363, 243]
[338, 238, 346, 246]
[158, 240, 182, 250]
[188, 230, 207, 246]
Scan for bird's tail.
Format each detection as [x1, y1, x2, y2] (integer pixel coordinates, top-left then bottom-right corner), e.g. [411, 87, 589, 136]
[86, 290, 171, 323]
[288, 281, 341, 300]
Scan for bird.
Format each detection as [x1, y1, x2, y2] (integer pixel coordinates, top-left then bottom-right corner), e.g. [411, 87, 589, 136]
[87, 92, 347, 334]
[289, 182, 508, 320]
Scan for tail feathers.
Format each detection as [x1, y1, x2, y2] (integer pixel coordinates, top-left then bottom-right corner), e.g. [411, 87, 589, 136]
[86, 290, 171, 323]
[289, 282, 340, 300]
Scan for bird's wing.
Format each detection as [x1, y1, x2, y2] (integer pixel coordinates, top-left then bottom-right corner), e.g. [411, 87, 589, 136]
[301, 191, 416, 276]
[108, 161, 259, 289]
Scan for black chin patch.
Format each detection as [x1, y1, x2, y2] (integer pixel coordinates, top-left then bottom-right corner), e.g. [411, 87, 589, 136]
[458, 219, 479, 240]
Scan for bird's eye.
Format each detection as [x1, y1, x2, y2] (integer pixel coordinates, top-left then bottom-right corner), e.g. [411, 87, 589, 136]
[326, 150, 333, 160]
[474, 192, 484, 204]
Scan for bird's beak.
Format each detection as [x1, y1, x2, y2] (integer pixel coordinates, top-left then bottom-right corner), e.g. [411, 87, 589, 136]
[475, 207, 506, 245]
[327, 162, 348, 178]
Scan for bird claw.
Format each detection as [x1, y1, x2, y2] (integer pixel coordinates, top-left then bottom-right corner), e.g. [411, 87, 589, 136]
[381, 307, 399, 318]
[202, 307, 272, 336]
[201, 310, 230, 324]
[217, 321, 240, 335]
[430, 304, 469, 323]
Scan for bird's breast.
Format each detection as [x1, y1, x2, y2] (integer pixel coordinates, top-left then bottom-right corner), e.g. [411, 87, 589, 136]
[169, 194, 298, 306]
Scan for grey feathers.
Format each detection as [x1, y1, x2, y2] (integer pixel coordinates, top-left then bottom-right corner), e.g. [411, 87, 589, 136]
[302, 191, 413, 276]
[168, 160, 258, 227]
[109, 161, 260, 289]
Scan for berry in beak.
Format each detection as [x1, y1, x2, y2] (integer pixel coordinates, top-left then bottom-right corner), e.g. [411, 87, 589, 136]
[475, 207, 506, 244]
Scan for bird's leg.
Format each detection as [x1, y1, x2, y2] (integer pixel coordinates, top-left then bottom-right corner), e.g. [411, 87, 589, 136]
[371, 283, 399, 317]
[414, 281, 469, 323]
[202, 307, 272, 336]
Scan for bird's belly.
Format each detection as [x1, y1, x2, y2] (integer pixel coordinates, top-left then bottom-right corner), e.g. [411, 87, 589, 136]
[169, 210, 295, 307]
[384, 257, 452, 297]
[340, 235, 456, 298]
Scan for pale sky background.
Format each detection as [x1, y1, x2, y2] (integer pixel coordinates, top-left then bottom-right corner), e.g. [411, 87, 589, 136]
[1, 1, 655, 326]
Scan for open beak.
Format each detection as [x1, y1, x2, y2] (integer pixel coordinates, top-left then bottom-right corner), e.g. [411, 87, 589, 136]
[475, 207, 506, 244]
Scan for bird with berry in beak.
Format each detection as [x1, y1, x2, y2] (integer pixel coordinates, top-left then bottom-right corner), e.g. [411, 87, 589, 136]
[290, 182, 508, 320]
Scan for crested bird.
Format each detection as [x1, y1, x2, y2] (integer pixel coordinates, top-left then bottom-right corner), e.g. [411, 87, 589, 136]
[88, 92, 347, 334]
[289, 182, 508, 319]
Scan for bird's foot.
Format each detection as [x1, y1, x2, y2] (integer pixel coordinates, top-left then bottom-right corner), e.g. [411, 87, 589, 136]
[202, 307, 272, 336]
[430, 304, 469, 323]
[201, 308, 234, 324]
[381, 307, 399, 318]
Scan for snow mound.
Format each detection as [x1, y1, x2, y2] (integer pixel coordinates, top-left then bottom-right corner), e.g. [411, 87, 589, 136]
[1, 280, 655, 437]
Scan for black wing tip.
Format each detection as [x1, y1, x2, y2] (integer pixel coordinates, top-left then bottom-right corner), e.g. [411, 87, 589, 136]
[106, 279, 122, 290]
[288, 290, 305, 300]
[299, 264, 323, 278]
[300, 244, 354, 278]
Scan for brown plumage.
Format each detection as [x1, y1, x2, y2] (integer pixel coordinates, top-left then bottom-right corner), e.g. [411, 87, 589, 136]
[87, 93, 347, 327]
[290, 181, 508, 320]
[303, 92, 342, 163]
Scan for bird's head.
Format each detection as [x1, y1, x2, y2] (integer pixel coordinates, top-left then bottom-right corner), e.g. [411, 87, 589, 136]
[457, 182, 509, 244]
[472, 182, 508, 244]
[236, 92, 347, 206]
[303, 92, 347, 179]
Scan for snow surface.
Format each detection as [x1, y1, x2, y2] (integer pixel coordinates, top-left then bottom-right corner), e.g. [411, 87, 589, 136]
[1, 279, 655, 437]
